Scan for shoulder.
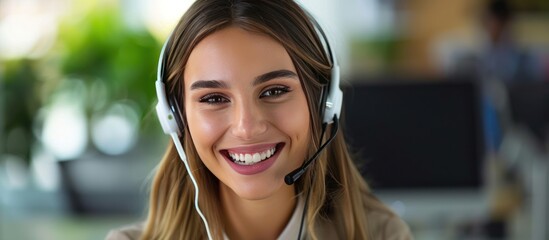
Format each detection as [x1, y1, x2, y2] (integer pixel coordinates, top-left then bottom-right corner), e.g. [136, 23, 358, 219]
[367, 210, 413, 240]
[105, 222, 144, 240]
[317, 208, 413, 240]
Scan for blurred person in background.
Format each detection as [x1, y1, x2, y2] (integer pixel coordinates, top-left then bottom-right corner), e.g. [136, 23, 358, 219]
[450, 0, 544, 83]
[437, 1, 546, 239]
[433, 0, 546, 155]
[107, 0, 412, 239]
[436, 0, 547, 155]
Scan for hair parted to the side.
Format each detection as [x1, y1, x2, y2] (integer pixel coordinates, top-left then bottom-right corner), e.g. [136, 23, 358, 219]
[142, 0, 393, 239]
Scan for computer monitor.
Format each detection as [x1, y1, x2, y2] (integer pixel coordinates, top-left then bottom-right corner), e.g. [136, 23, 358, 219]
[507, 82, 549, 145]
[342, 79, 488, 221]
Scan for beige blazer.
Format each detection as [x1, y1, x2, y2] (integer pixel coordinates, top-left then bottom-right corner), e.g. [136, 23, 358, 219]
[106, 208, 413, 240]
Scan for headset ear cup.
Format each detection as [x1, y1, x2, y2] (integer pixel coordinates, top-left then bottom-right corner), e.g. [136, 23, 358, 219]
[322, 64, 342, 124]
[155, 80, 181, 135]
[168, 94, 186, 135]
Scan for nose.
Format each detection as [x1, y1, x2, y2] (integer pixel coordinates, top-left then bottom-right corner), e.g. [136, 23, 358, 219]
[231, 100, 268, 140]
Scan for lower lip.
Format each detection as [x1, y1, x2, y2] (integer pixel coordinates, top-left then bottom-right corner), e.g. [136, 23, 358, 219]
[224, 144, 284, 175]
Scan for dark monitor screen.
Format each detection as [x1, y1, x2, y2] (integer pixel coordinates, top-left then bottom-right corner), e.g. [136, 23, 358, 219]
[507, 82, 549, 144]
[342, 80, 485, 191]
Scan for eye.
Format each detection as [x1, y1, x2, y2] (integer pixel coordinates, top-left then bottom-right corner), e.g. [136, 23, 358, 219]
[199, 94, 229, 104]
[260, 86, 291, 98]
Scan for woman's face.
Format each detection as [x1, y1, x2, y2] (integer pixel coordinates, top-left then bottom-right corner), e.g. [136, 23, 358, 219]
[184, 26, 311, 200]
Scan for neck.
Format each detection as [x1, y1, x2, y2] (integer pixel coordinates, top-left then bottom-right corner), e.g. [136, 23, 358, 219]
[220, 184, 296, 240]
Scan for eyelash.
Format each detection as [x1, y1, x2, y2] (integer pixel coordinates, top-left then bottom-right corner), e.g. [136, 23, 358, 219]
[260, 86, 291, 98]
[198, 86, 291, 105]
[199, 94, 229, 105]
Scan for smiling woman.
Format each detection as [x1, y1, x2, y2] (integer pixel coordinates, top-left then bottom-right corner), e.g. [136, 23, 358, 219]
[184, 26, 310, 202]
[107, 0, 412, 240]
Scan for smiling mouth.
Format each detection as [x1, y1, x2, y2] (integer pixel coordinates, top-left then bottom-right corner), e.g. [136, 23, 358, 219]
[222, 143, 283, 166]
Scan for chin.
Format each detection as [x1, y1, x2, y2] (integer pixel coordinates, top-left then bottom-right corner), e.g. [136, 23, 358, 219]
[228, 176, 287, 200]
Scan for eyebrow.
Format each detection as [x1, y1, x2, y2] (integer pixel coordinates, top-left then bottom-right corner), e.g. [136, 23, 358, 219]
[253, 69, 298, 86]
[189, 79, 228, 90]
[189, 69, 298, 90]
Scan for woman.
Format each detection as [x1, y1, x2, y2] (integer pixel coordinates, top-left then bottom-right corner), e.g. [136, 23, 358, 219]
[108, 0, 412, 239]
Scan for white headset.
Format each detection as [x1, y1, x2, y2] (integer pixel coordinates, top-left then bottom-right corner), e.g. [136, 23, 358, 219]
[155, 23, 342, 137]
[153, 10, 342, 240]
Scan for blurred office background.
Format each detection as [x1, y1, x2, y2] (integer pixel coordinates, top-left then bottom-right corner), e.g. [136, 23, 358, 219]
[0, 0, 548, 239]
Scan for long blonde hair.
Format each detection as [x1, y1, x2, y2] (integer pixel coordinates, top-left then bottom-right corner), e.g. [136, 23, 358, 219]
[142, 0, 393, 239]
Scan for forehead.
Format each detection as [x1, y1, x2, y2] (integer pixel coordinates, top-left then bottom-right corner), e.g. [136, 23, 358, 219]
[184, 26, 296, 84]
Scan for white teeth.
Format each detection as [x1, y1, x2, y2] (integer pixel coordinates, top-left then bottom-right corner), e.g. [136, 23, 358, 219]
[228, 146, 276, 165]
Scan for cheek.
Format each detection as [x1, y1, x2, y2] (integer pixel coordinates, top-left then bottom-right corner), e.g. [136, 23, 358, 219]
[271, 95, 311, 145]
[186, 109, 227, 155]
